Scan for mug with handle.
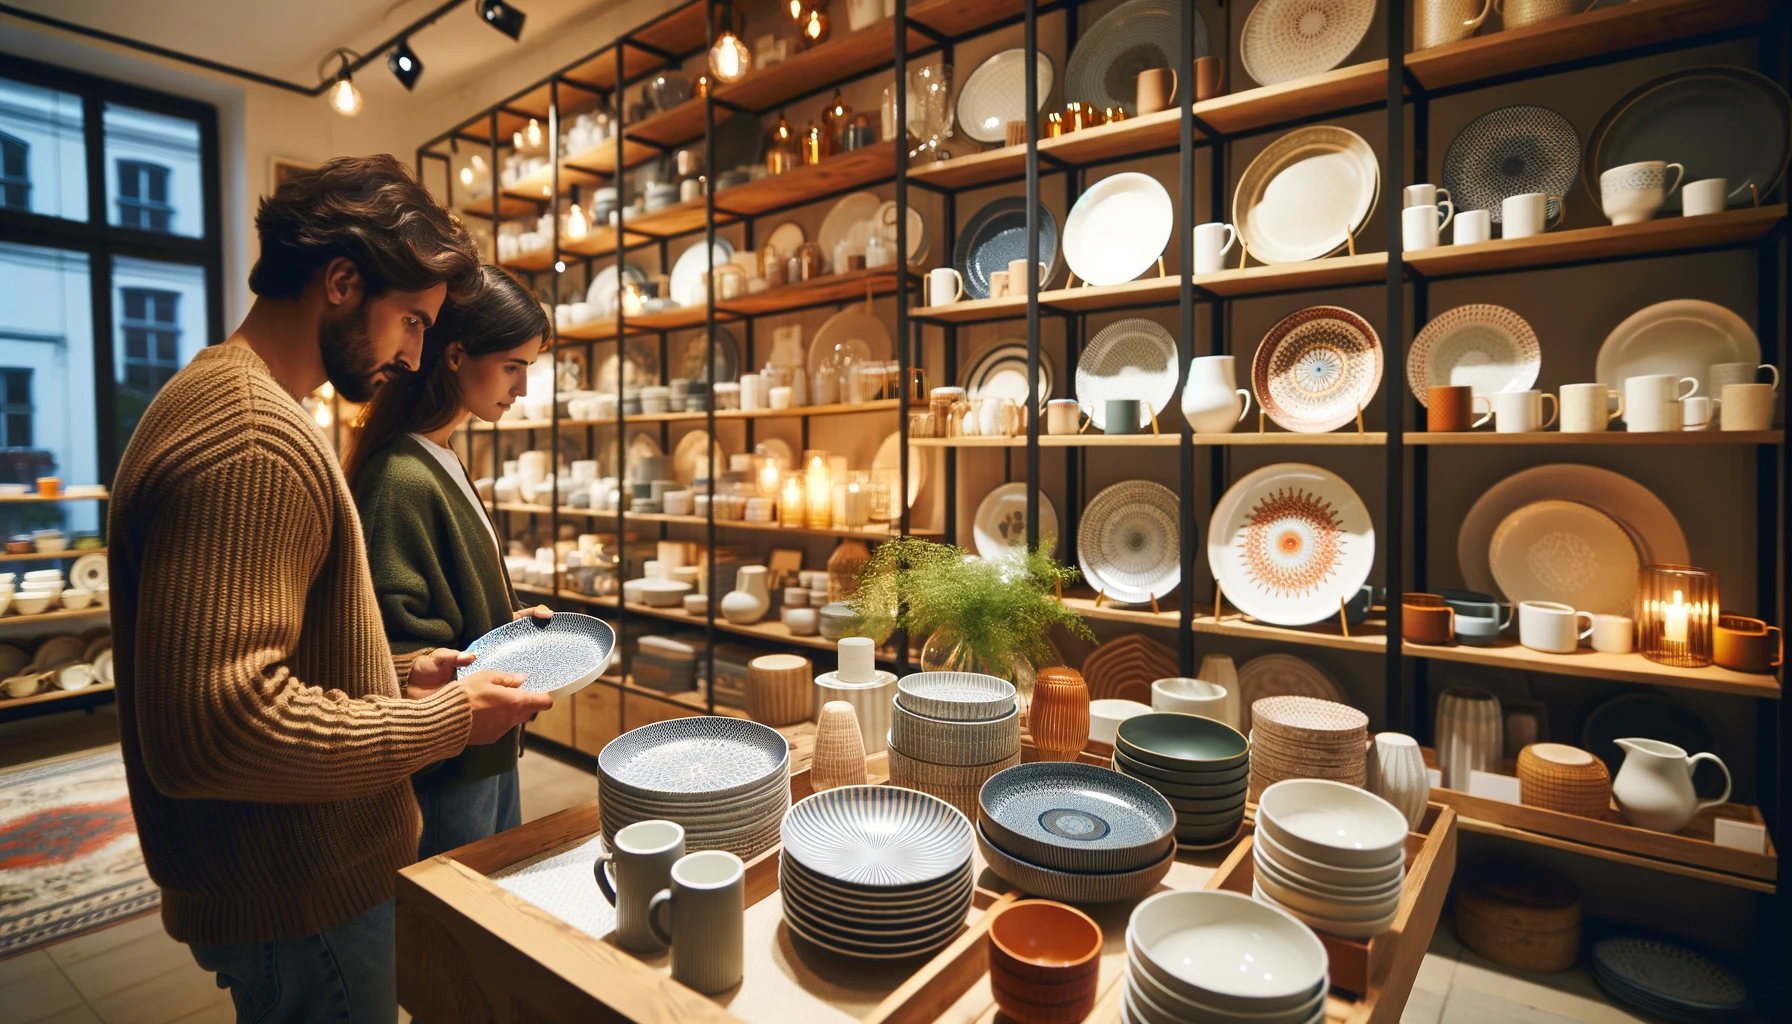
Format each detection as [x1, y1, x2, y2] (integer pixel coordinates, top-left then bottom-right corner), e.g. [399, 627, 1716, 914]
[1518, 600, 1594, 654]
[1559, 383, 1623, 432]
[1623, 373, 1698, 432]
[595, 819, 685, 952]
[1719, 383, 1775, 432]
[1193, 222, 1237, 273]
[648, 850, 746, 994]
[1404, 183, 1455, 232]
[928, 267, 965, 306]
[1136, 67, 1176, 115]
[1490, 390, 1557, 433]
[1502, 192, 1565, 238]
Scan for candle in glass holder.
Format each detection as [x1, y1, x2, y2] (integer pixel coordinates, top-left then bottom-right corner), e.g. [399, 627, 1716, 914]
[804, 451, 832, 529]
[755, 455, 782, 496]
[1638, 564, 1717, 668]
[841, 478, 869, 527]
[779, 477, 804, 527]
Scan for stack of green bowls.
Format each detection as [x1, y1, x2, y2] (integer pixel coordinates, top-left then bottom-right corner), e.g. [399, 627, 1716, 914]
[1110, 712, 1250, 848]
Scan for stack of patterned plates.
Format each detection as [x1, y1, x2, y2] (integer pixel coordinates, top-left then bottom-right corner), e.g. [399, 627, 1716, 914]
[1111, 713, 1250, 848]
[1253, 780, 1408, 940]
[598, 717, 790, 860]
[886, 672, 1021, 820]
[976, 762, 1178, 904]
[1249, 696, 1368, 798]
[779, 785, 975, 960]
[1592, 937, 1750, 1022]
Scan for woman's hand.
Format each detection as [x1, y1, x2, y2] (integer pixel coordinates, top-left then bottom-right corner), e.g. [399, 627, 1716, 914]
[514, 604, 553, 621]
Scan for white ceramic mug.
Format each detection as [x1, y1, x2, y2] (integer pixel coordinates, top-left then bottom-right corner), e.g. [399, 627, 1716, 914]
[1720, 383, 1775, 431]
[1600, 160, 1684, 226]
[648, 850, 745, 994]
[1559, 383, 1623, 433]
[1402, 205, 1442, 251]
[1490, 390, 1557, 433]
[988, 269, 1010, 299]
[1454, 209, 1492, 245]
[1404, 183, 1454, 226]
[1150, 677, 1228, 721]
[1709, 361, 1778, 393]
[1624, 373, 1697, 432]
[1682, 395, 1718, 431]
[595, 820, 686, 952]
[928, 267, 965, 306]
[1193, 222, 1237, 274]
[1502, 193, 1563, 238]
[1519, 600, 1595, 654]
[1046, 398, 1082, 435]
[1682, 177, 1728, 217]
[1590, 613, 1635, 654]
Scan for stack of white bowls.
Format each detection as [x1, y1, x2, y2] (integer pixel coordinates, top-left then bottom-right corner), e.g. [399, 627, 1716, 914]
[885, 672, 1020, 820]
[1253, 779, 1409, 939]
[598, 717, 791, 860]
[1124, 890, 1329, 1024]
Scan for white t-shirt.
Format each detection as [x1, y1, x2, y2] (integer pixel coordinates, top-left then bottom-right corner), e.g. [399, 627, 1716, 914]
[410, 432, 502, 560]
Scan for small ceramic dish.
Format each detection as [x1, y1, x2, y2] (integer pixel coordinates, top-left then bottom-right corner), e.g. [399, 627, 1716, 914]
[890, 701, 1021, 766]
[1150, 676, 1229, 716]
[1165, 804, 1247, 827]
[990, 971, 1100, 1023]
[976, 823, 1176, 905]
[1254, 863, 1401, 921]
[1111, 758, 1249, 799]
[1125, 948, 1326, 1024]
[895, 671, 1016, 721]
[60, 587, 93, 610]
[1253, 879, 1399, 940]
[1089, 698, 1152, 744]
[978, 762, 1175, 872]
[635, 578, 691, 607]
[1173, 820, 1246, 848]
[1256, 778, 1409, 868]
[10, 592, 53, 615]
[1117, 712, 1250, 772]
[1253, 844, 1404, 901]
[1161, 790, 1250, 815]
[987, 899, 1103, 983]
[1126, 889, 1327, 1013]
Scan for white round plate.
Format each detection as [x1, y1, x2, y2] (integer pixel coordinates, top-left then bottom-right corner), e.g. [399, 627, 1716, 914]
[669, 239, 735, 308]
[1209, 463, 1374, 627]
[457, 612, 616, 697]
[1595, 299, 1760, 405]
[1489, 500, 1640, 614]
[964, 340, 1052, 412]
[1236, 654, 1347, 735]
[672, 429, 727, 486]
[874, 431, 926, 508]
[957, 48, 1055, 145]
[70, 553, 108, 591]
[1234, 126, 1379, 264]
[766, 221, 806, 265]
[0, 644, 27, 679]
[972, 483, 1059, 560]
[1458, 464, 1688, 599]
[1408, 304, 1541, 405]
[818, 191, 883, 267]
[1076, 318, 1180, 431]
[584, 263, 647, 314]
[1078, 480, 1180, 606]
[809, 310, 893, 376]
[1063, 172, 1174, 287]
[1240, 0, 1375, 87]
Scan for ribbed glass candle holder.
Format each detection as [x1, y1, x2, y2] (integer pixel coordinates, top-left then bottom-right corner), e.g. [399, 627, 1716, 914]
[1637, 564, 1717, 668]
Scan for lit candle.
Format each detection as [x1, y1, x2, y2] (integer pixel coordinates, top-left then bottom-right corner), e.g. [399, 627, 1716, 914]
[805, 454, 832, 529]
[780, 478, 804, 527]
[842, 480, 868, 527]
[758, 460, 782, 497]
[1663, 589, 1688, 643]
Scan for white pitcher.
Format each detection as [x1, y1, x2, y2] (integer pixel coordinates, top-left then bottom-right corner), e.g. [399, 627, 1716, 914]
[1611, 737, 1731, 834]
[1182, 355, 1253, 434]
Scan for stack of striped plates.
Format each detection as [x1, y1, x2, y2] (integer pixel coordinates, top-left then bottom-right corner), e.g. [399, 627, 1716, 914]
[1249, 696, 1368, 798]
[886, 672, 1022, 820]
[598, 717, 790, 860]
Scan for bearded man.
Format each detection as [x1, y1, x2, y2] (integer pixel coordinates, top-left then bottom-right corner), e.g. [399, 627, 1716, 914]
[107, 154, 551, 1023]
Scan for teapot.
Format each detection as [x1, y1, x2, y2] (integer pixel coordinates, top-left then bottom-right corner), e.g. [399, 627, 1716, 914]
[1611, 737, 1731, 834]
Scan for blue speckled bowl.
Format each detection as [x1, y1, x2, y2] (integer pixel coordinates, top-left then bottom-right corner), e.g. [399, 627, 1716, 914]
[978, 761, 1176, 872]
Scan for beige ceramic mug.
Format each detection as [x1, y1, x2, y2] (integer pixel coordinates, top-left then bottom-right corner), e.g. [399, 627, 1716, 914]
[1416, 0, 1493, 49]
[1136, 68, 1176, 115]
[1496, 0, 1593, 28]
[1008, 258, 1049, 291]
[988, 270, 1010, 299]
[1559, 383, 1623, 432]
[1720, 383, 1775, 431]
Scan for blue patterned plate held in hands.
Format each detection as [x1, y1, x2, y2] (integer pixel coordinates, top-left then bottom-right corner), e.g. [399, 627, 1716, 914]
[457, 612, 615, 697]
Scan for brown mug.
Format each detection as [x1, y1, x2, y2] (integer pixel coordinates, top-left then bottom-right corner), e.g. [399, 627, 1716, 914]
[1403, 593, 1456, 645]
[1005, 120, 1028, 147]
[1714, 615, 1783, 672]
[1136, 68, 1176, 115]
[1427, 385, 1492, 432]
[1194, 57, 1224, 101]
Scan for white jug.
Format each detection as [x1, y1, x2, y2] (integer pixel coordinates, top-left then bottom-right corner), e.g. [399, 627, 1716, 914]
[1181, 355, 1253, 434]
[1611, 737, 1731, 834]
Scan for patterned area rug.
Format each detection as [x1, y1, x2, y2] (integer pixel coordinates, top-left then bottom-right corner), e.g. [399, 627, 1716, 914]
[0, 747, 159, 958]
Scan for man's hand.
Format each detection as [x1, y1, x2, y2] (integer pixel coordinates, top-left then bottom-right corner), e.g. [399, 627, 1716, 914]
[514, 605, 553, 621]
[405, 648, 475, 698]
[461, 672, 553, 745]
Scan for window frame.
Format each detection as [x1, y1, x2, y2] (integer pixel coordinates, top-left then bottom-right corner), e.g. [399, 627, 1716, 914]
[115, 158, 174, 232]
[0, 367, 32, 448]
[119, 286, 183, 389]
[0, 54, 222, 482]
[0, 131, 26, 210]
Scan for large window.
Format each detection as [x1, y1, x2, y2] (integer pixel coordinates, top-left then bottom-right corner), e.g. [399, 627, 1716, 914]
[0, 369, 32, 446]
[115, 159, 171, 232]
[0, 132, 26, 210]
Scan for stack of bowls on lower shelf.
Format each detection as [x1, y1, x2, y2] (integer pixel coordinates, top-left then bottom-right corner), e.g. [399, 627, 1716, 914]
[778, 785, 975, 960]
[1110, 712, 1250, 848]
[1253, 779, 1409, 940]
[597, 717, 790, 860]
[976, 761, 1178, 904]
[886, 672, 1021, 819]
[987, 900, 1104, 1024]
[1124, 890, 1329, 1024]
[1249, 697, 1369, 798]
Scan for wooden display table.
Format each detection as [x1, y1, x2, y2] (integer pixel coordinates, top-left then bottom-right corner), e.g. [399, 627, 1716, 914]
[396, 754, 1455, 1024]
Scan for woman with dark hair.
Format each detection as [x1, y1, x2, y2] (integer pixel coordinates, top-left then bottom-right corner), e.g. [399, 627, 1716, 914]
[348, 265, 554, 857]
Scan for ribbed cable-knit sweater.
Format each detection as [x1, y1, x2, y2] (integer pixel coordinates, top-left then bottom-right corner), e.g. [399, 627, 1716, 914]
[108, 344, 474, 945]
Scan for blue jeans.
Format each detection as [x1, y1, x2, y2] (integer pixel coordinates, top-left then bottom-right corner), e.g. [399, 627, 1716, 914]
[413, 768, 521, 860]
[188, 898, 395, 1024]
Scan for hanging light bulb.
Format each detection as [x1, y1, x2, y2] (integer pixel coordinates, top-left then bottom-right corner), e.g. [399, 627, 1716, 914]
[565, 185, 589, 240]
[513, 130, 525, 149]
[799, 9, 829, 46]
[319, 50, 363, 118]
[526, 118, 543, 149]
[709, 0, 750, 84]
[313, 401, 334, 428]
[319, 381, 335, 400]
[784, 0, 805, 20]
[459, 166, 475, 186]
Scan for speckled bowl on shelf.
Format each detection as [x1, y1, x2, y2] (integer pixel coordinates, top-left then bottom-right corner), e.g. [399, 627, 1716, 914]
[978, 762, 1176, 873]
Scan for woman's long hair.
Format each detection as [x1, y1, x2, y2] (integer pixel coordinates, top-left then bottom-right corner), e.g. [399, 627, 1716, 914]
[346, 265, 550, 484]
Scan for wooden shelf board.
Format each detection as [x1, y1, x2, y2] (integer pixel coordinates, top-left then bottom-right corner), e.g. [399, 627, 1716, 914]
[0, 681, 115, 710]
[1194, 612, 1390, 654]
[560, 4, 707, 91]
[1408, 429, 1784, 445]
[1406, 205, 1784, 279]
[906, 0, 1027, 38]
[496, 501, 919, 540]
[711, 22, 927, 114]
[560, 136, 659, 176]
[487, 398, 900, 430]
[458, 195, 539, 221]
[913, 434, 1182, 448]
[556, 319, 618, 342]
[621, 195, 728, 238]
[500, 163, 600, 204]
[0, 548, 103, 563]
[496, 249, 558, 273]
[0, 492, 108, 503]
[1403, 639, 1780, 698]
[713, 143, 899, 219]
[1456, 816, 1775, 893]
[0, 606, 111, 626]
[715, 267, 905, 317]
[1061, 593, 1182, 629]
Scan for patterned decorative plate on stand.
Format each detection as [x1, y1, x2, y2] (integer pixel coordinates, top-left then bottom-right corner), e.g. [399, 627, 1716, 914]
[1488, 499, 1640, 614]
[957, 48, 1056, 145]
[1408, 304, 1542, 405]
[1063, 0, 1210, 115]
[964, 340, 1053, 412]
[954, 197, 1060, 299]
[1240, 0, 1375, 87]
[1076, 318, 1180, 431]
[1234, 126, 1379, 264]
[1077, 480, 1181, 606]
[1442, 104, 1580, 225]
[1251, 306, 1382, 433]
[1063, 172, 1175, 287]
[972, 483, 1059, 560]
[1236, 654, 1348, 734]
[1208, 462, 1374, 627]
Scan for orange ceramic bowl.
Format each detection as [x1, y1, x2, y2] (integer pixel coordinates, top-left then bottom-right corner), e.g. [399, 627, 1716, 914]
[990, 970, 1098, 1024]
[988, 900, 1103, 984]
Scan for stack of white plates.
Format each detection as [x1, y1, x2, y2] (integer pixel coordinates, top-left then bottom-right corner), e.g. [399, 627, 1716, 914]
[1124, 890, 1329, 1024]
[885, 672, 1021, 820]
[1252, 779, 1408, 939]
[598, 717, 790, 860]
[779, 785, 975, 960]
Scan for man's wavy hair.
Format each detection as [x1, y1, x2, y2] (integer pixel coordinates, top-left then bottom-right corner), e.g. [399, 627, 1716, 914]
[249, 154, 482, 302]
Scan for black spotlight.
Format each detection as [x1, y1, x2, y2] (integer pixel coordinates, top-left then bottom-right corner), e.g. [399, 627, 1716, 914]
[387, 39, 423, 90]
[479, 0, 526, 40]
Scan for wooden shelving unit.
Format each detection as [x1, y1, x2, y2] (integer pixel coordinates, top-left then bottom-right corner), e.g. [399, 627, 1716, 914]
[0, 491, 108, 503]
[0, 606, 110, 626]
[488, 398, 901, 431]
[0, 547, 103, 563]
[0, 681, 115, 711]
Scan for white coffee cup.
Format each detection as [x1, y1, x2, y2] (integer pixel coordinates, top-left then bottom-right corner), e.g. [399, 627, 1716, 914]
[1590, 613, 1634, 654]
[1490, 390, 1557, 433]
[1682, 395, 1718, 430]
[1501, 193, 1563, 238]
[1600, 160, 1683, 226]
[1150, 677, 1228, 720]
[1708, 361, 1778, 393]
[1720, 383, 1775, 431]
[1405, 183, 1454, 226]
[596, 820, 686, 952]
[1559, 383, 1623, 433]
[1519, 600, 1594, 654]
[928, 267, 965, 306]
[1454, 209, 1492, 245]
[1682, 177, 1728, 217]
[649, 850, 745, 994]
[1402, 205, 1442, 251]
[1193, 222, 1237, 274]
[1623, 373, 1697, 432]
[1046, 398, 1082, 435]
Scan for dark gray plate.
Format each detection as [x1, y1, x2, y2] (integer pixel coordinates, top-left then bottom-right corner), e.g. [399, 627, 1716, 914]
[1063, 0, 1210, 115]
[1586, 67, 1790, 212]
[1442, 104, 1580, 224]
[978, 762, 1176, 872]
[954, 197, 1059, 299]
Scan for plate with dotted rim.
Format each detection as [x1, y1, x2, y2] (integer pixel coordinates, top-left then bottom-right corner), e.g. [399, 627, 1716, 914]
[597, 716, 789, 800]
[978, 761, 1176, 873]
[1240, 0, 1374, 87]
[1251, 306, 1383, 433]
[1442, 104, 1580, 225]
[1407, 304, 1541, 405]
[1063, 0, 1209, 115]
[1076, 318, 1180, 431]
[457, 612, 615, 697]
[1078, 480, 1181, 606]
[781, 784, 975, 889]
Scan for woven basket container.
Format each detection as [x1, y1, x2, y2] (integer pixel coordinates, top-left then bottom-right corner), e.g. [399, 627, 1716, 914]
[1455, 902, 1579, 972]
[747, 653, 813, 726]
[1454, 859, 1581, 972]
[1516, 743, 1611, 818]
[886, 745, 1020, 821]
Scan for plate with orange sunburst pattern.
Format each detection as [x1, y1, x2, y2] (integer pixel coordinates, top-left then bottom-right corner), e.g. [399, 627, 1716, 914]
[1208, 463, 1374, 626]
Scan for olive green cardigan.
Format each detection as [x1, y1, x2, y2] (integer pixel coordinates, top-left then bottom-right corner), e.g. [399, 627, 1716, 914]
[352, 433, 521, 785]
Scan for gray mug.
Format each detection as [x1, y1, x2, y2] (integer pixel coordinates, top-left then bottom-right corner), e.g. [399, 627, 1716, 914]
[649, 850, 745, 994]
[1105, 398, 1143, 434]
[595, 819, 684, 952]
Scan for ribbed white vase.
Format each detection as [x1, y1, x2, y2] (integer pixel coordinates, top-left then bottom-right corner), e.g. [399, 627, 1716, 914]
[1367, 731, 1430, 830]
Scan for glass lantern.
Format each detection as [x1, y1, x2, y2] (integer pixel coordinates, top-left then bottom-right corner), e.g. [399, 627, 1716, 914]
[1637, 564, 1718, 668]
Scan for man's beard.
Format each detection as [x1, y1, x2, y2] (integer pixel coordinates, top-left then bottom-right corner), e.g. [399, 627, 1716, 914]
[319, 305, 409, 403]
